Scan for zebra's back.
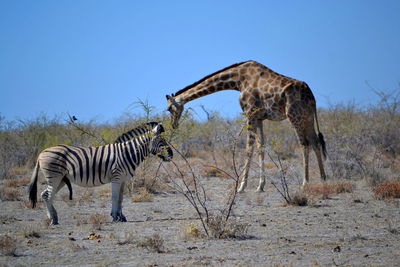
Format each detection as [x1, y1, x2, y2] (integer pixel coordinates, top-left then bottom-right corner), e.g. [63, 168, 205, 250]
[38, 144, 117, 187]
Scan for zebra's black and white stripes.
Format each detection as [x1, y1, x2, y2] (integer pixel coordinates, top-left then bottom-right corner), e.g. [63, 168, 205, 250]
[28, 122, 172, 224]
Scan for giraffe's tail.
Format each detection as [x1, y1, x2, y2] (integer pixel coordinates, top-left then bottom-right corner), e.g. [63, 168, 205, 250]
[314, 108, 327, 160]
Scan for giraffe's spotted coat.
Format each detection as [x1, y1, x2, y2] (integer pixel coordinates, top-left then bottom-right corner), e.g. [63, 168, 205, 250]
[166, 60, 326, 191]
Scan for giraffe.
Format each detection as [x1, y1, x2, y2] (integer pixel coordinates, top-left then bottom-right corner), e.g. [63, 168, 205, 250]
[166, 60, 326, 192]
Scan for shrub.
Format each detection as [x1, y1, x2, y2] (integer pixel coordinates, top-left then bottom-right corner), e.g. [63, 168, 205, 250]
[0, 186, 20, 201]
[132, 187, 153, 202]
[137, 233, 165, 253]
[332, 180, 355, 193]
[21, 225, 41, 238]
[304, 183, 335, 199]
[372, 179, 400, 199]
[288, 192, 308, 206]
[183, 223, 202, 239]
[207, 215, 249, 239]
[202, 166, 230, 178]
[304, 181, 355, 199]
[0, 235, 17, 256]
[88, 213, 108, 230]
[116, 232, 136, 245]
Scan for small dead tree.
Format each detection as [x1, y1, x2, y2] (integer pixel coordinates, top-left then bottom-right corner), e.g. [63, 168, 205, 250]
[266, 148, 307, 206]
[161, 126, 246, 238]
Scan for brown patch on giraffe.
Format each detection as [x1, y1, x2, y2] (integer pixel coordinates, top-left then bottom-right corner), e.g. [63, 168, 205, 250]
[220, 73, 231, 80]
[229, 81, 237, 88]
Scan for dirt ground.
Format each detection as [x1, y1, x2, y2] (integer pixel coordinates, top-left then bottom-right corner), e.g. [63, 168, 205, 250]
[1, 174, 400, 266]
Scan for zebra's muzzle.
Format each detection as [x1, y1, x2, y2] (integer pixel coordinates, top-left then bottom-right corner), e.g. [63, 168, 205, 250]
[160, 147, 173, 162]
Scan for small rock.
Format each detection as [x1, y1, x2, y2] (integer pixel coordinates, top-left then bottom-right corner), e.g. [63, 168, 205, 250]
[333, 246, 341, 253]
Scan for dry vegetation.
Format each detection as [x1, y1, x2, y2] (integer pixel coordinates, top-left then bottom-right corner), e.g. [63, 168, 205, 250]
[0, 90, 400, 265]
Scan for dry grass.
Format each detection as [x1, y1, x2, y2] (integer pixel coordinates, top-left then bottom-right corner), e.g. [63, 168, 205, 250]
[304, 181, 355, 199]
[372, 179, 400, 199]
[0, 235, 18, 256]
[182, 223, 202, 239]
[202, 166, 230, 178]
[0, 186, 20, 201]
[207, 215, 249, 239]
[21, 225, 41, 239]
[288, 192, 308, 206]
[116, 231, 136, 245]
[4, 176, 30, 187]
[97, 186, 111, 197]
[8, 165, 30, 177]
[332, 180, 355, 193]
[132, 187, 153, 202]
[137, 233, 165, 253]
[88, 213, 108, 230]
[79, 189, 94, 204]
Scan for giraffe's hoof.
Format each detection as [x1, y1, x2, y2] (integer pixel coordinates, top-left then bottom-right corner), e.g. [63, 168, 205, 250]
[255, 188, 264, 193]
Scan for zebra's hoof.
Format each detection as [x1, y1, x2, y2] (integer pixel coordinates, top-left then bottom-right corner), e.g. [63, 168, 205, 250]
[112, 215, 127, 222]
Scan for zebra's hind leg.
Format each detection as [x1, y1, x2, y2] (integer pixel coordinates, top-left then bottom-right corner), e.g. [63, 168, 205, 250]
[41, 176, 65, 225]
[41, 184, 59, 225]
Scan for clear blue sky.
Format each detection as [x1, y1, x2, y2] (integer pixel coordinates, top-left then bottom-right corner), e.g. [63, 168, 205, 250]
[1, 0, 399, 122]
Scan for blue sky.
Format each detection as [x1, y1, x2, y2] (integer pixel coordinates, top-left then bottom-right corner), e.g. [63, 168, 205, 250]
[1, 0, 399, 122]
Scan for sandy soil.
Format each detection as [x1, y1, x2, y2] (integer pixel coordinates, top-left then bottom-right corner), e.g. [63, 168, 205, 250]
[1, 175, 400, 266]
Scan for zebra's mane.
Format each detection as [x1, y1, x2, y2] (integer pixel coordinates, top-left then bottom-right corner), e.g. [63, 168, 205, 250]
[114, 122, 164, 143]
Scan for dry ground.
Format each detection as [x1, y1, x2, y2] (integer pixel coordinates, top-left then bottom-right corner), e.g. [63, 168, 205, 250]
[1, 174, 400, 266]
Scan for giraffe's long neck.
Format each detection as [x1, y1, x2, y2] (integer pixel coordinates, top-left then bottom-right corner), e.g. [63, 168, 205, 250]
[174, 62, 248, 104]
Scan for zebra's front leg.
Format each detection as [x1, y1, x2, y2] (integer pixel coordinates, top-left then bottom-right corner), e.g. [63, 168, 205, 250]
[110, 180, 126, 222]
[117, 182, 127, 222]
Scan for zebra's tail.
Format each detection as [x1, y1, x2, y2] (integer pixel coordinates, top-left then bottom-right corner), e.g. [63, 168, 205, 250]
[28, 161, 40, 208]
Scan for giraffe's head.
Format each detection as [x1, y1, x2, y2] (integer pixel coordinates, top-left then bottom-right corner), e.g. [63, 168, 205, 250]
[166, 94, 184, 129]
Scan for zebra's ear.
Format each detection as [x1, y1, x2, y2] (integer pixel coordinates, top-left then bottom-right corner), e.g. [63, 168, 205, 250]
[152, 124, 165, 135]
[148, 122, 164, 135]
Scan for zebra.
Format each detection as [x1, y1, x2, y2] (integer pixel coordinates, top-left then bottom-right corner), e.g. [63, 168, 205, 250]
[28, 122, 173, 224]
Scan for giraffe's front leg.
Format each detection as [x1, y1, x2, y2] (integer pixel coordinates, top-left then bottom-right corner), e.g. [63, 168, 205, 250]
[238, 125, 256, 193]
[255, 121, 266, 192]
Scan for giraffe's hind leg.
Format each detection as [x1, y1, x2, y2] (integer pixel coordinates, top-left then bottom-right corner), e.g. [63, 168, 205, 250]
[290, 115, 326, 186]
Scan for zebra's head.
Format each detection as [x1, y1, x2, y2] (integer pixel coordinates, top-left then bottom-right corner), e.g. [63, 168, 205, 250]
[146, 122, 173, 162]
[150, 135, 173, 162]
[166, 94, 184, 129]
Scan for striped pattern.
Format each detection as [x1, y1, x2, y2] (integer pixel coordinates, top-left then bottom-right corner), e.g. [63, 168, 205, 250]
[28, 122, 172, 224]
